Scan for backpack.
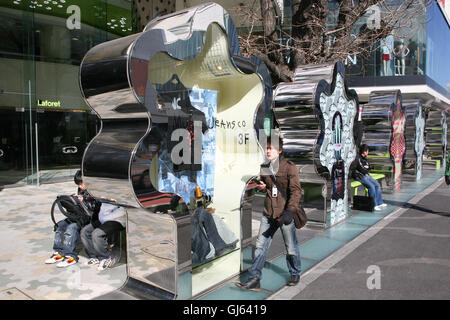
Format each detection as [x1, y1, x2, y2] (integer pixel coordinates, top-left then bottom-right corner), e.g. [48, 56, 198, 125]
[51, 195, 92, 231]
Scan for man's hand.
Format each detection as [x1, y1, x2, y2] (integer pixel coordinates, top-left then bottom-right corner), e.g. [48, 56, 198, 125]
[256, 180, 266, 191]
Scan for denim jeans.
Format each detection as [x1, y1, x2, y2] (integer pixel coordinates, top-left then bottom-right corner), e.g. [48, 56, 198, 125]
[191, 208, 229, 264]
[81, 221, 124, 260]
[358, 174, 384, 206]
[53, 219, 80, 260]
[249, 216, 302, 280]
[81, 224, 109, 260]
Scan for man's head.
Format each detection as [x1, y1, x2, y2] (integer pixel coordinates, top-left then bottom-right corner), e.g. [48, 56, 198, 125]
[359, 144, 369, 157]
[74, 170, 86, 190]
[266, 134, 283, 162]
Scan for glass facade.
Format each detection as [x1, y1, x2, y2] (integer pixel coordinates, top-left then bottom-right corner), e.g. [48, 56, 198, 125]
[345, 1, 428, 78]
[0, 0, 133, 187]
[426, 0, 450, 92]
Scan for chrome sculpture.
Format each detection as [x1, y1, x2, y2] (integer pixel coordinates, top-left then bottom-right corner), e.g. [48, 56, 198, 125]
[361, 90, 406, 192]
[403, 100, 425, 180]
[424, 106, 448, 166]
[79, 3, 268, 299]
[273, 62, 359, 227]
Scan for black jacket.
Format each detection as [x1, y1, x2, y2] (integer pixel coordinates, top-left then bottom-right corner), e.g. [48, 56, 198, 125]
[350, 154, 372, 180]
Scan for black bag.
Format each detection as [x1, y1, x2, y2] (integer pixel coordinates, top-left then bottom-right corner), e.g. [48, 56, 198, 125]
[352, 195, 374, 212]
[51, 195, 92, 231]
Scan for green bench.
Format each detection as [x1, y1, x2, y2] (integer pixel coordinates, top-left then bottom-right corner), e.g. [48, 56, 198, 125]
[350, 173, 386, 196]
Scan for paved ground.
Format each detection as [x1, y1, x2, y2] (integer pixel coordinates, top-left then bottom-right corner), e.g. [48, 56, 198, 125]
[0, 167, 448, 300]
[0, 181, 127, 300]
[269, 178, 450, 300]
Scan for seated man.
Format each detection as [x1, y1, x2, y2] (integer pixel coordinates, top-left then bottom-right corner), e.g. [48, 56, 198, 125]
[350, 144, 387, 211]
[80, 200, 126, 271]
[45, 170, 98, 268]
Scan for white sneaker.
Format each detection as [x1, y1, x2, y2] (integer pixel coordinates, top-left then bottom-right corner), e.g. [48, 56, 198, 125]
[379, 203, 387, 208]
[56, 256, 77, 268]
[374, 205, 382, 211]
[45, 252, 64, 264]
[86, 258, 100, 266]
[97, 258, 113, 271]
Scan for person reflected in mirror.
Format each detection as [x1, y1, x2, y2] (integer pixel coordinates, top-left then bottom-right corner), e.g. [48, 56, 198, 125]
[350, 144, 386, 211]
[235, 134, 302, 291]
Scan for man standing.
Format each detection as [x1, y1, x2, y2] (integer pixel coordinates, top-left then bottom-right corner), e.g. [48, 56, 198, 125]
[236, 135, 302, 290]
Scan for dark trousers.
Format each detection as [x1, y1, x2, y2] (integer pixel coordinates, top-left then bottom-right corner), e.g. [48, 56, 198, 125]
[191, 208, 228, 264]
[81, 221, 124, 260]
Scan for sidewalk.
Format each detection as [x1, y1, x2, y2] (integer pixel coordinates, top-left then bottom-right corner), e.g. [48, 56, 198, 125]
[0, 167, 445, 300]
[0, 182, 127, 300]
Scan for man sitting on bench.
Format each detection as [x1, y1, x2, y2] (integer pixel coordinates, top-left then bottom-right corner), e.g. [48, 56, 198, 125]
[350, 144, 387, 211]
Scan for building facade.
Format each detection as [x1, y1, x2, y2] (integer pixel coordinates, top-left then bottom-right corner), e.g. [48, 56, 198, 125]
[344, 0, 450, 112]
[0, 0, 134, 187]
[1, 0, 448, 188]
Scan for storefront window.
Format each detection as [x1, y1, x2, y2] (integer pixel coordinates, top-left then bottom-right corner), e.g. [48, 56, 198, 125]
[345, 2, 427, 78]
[0, 0, 132, 187]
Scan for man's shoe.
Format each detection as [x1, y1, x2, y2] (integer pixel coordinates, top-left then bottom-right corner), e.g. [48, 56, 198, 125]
[287, 275, 300, 286]
[235, 277, 260, 291]
[45, 252, 64, 264]
[97, 257, 115, 271]
[86, 258, 100, 266]
[56, 256, 77, 268]
[379, 203, 387, 208]
[374, 205, 382, 211]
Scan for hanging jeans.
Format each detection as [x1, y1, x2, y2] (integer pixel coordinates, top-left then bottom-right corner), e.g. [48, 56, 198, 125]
[249, 216, 301, 280]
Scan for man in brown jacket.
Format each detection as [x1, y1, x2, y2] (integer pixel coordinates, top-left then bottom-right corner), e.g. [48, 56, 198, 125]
[236, 134, 302, 291]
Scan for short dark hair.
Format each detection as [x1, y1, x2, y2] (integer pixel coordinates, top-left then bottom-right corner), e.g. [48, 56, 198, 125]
[359, 144, 369, 155]
[267, 134, 284, 152]
[74, 169, 83, 185]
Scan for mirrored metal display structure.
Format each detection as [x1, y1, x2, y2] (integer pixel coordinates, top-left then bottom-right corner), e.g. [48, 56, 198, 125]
[361, 90, 405, 192]
[402, 100, 426, 180]
[79, 3, 266, 299]
[273, 62, 359, 227]
[424, 106, 447, 167]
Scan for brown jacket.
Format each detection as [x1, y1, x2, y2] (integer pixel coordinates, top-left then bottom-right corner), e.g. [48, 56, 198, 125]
[260, 156, 302, 219]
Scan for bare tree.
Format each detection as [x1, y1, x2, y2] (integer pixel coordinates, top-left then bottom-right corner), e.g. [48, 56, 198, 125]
[230, 0, 429, 84]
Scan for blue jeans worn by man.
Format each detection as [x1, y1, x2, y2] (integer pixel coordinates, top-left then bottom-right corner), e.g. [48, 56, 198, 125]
[249, 216, 301, 281]
[357, 174, 384, 207]
[45, 219, 80, 267]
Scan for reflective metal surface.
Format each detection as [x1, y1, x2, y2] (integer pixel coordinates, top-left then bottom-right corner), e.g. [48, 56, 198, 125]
[402, 100, 426, 180]
[362, 90, 405, 191]
[273, 62, 359, 227]
[424, 106, 447, 163]
[79, 3, 267, 299]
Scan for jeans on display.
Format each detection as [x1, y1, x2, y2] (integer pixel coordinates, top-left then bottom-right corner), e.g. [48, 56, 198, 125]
[53, 219, 80, 260]
[191, 208, 229, 264]
[249, 216, 302, 280]
[358, 174, 384, 206]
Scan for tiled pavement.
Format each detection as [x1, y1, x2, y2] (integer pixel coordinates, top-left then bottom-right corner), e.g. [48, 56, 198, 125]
[0, 167, 444, 300]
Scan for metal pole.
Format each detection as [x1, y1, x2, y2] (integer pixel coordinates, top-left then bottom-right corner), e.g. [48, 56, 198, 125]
[35, 122, 39, 186]
[28, 80, 34, 185]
